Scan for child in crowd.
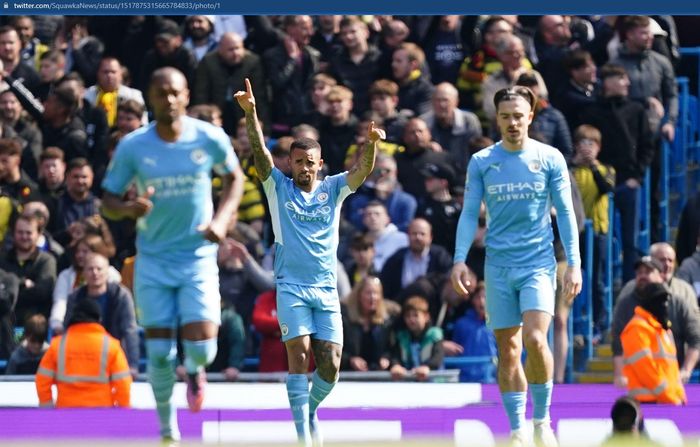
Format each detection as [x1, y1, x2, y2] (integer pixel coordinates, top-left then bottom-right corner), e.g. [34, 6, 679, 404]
[6, 313, 48, 374]
[389, 294, 444, 381]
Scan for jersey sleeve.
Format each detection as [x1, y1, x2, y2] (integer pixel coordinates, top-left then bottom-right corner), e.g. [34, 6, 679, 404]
[549, 150, 581, 266]
[210, 126, 239, 176]
[454, 158, 484, 263]
[328, 171, 352, 203]
[102, 138, 136, 195]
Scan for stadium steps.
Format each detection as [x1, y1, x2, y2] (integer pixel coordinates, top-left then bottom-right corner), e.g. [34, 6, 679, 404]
[574, 343, 613, 383]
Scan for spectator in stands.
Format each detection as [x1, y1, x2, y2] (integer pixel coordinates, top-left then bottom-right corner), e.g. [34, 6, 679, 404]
[50, 234, 121, 335]
[456, 16, 512, 112]
[420, 82, 481, 173]
[395, 117, 454, 199]
[329, 16, 383, 115]
[39, 84, 89, 162]
[0, 89, 43, 177]
[0, 25, 40, 95]
[270, 136, 292, 176]
[380, 218, 453, 301]
[451, 281, 498, 382]
[554, 49, 597, 131]
[193, 32, 268, 135]
[375, 19, 411, 81]
[416, 162, 462, 256]
[677, 234, 700, 303]
[362, 200, 408, 272]
[676, 191, 700, 264]
[389, 294, 444, 381]
[343, 233, 379, 287]
[20, 201, 64, 261]
[115, 100, 146, 137]
[344, 153, 416, 233]
[621, 282, 686, 405]
[0, 215, 56, 324]
[36, 296, 132, 408]
[218, 231, 274, 333]
[183, 15, 218, 62]
[611, 15, 677, 144]
[36, 50, 65, 101]
[37, 147, 66, 235]
[263, 15, 320, 136]
[251, 289, 286, 372]
[611, 256, 700, 388]
[423, 16, 467, 85]
[63, 252, 139, 376]
[317, 85, 358, 175]
[206, 304, 245, 381]
[482, 34, 545, 127]
[298, 74, 335, 129]
[309, 15, 342, 68]
[54, 158, 101, 245]
[367, 79, 410, 144]
[139, 19, 197, 97]
[570, 125, 616, 341]
[53, 17, 104, 87]
[12, 16, 48, 72]
[0, 269, 19, 361]
[515, 72, 573, 162]
[5, 312, 48, 375]
[580, 64, 654, 282]
[392, 43, 434, 116]
[534, 15, 577, 100]
[84, 57, 146, 128]
[341, 275, 396, 372]
[343, 113, 404, 171]
[0, 138, 40, 203]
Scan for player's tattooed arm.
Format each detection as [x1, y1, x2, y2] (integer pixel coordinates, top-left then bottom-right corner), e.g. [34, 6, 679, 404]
[235, 78, 273, 180]
[347, 121, 385, 191]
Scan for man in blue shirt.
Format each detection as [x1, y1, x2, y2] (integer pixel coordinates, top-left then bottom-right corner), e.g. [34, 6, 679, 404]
[451, 86, 582, 447]
[101, 67, 244, 444]
[236, 78, 384, 447]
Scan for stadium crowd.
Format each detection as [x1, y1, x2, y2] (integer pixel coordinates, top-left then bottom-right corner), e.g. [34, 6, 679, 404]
[0, 14, 698, 391]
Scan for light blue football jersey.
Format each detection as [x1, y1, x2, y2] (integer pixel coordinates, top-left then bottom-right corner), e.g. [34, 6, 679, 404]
[102, 116, 239, 262]
[454, 139, 580, 268]
[263, 167, 352, 288]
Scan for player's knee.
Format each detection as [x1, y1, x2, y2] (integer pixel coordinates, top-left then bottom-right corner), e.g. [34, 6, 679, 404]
[146, 339, 177, 368]
[183, 338, 218, 367]
[523, 330, 547, 352]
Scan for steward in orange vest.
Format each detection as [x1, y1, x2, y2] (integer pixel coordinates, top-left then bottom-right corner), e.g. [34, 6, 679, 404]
[35, 296, 132, 408]
[621, 282, 686, 405]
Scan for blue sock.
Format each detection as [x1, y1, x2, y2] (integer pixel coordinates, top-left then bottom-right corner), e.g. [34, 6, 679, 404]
[530, 381, 553, 421]
[182, 338, 217, 374]
[501, 391, 527, 431]
[286, 374, 311, 446]
[309, 370, 336, 417]
[146, 339, 179, 440]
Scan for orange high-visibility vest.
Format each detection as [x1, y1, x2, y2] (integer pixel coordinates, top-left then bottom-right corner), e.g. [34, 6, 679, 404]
[621, 306, 686, 405]
[35, 322, 132, 408]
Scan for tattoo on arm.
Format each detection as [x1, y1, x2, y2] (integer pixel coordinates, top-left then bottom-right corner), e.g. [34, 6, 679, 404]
[348, 141, 377, 189]
[245, 111, 273, 180]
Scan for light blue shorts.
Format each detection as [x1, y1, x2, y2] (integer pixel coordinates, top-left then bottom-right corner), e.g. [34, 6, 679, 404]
[276, 283, 343, 345]
[134, 254, 221, 328]
[484, 263, 556, 330]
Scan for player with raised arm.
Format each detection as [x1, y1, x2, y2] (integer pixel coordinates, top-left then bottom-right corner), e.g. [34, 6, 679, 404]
[451, 86, 582, 447]
[101, 67, 244, 445]
[236, 78, 384, 447]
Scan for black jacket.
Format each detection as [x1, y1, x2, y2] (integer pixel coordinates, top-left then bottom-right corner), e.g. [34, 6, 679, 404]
[380, 245, 453, 301]
[579, 96, 654, 184]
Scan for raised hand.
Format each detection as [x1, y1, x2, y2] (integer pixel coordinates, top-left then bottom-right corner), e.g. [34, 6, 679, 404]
[367, 121, 386, 144]
[234, 78, 256, 113]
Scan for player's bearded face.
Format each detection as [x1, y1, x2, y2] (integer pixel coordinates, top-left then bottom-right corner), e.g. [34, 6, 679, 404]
[291, 148, 322, 187]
